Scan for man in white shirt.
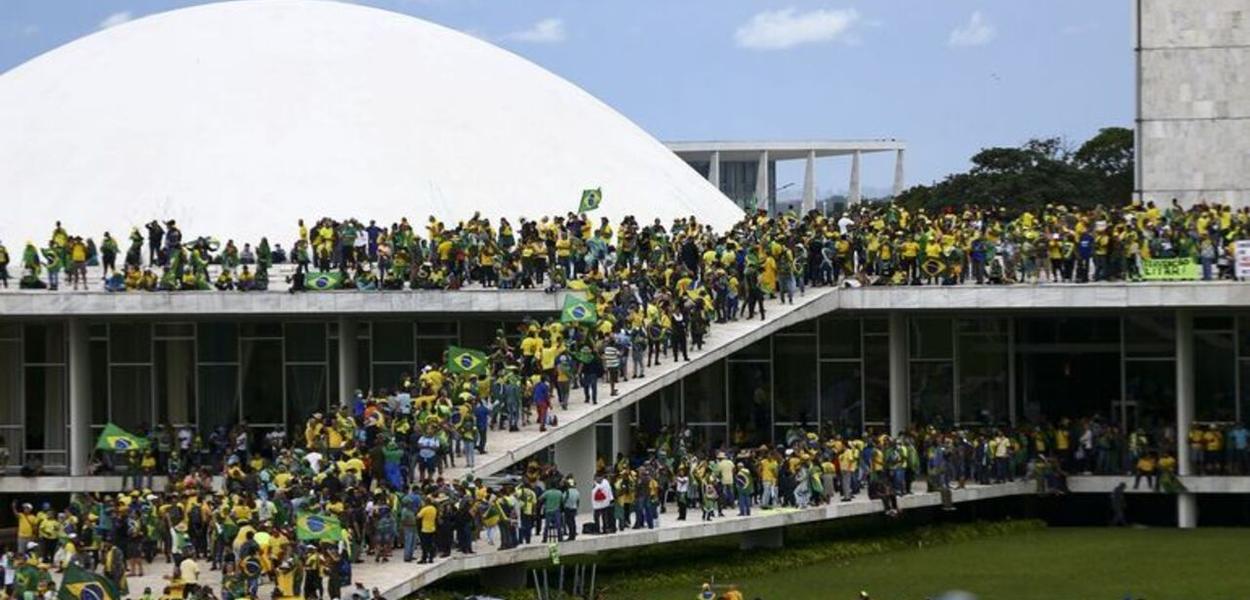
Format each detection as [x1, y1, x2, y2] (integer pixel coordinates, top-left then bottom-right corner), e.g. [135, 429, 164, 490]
[590, 474, 615, 534]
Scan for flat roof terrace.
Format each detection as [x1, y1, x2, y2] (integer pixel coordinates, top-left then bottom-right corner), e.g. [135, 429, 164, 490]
[1, 281, 1248, 318]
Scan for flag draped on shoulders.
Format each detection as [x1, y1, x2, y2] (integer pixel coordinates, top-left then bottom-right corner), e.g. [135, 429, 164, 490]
[58, 564, 121, 600]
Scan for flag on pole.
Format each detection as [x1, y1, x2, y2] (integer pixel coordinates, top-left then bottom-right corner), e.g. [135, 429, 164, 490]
[295, 512, 344, 543]
[578, 188, 602, 213]
[58, 564, 121, 600]
[95, 423, 149, 452]
[306, 271, 343, 291]
[447, 346, 489, 376]
[560, 295, 597, 324]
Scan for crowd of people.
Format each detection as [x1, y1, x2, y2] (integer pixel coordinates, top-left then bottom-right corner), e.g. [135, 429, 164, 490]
[4, 394, 1211, 600]
[2, 199, 1248, 292]
[0, 199, 1240, 600]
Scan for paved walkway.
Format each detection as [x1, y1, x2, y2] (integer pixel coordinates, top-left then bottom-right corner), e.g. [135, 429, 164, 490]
[123, 479, 1033, 598]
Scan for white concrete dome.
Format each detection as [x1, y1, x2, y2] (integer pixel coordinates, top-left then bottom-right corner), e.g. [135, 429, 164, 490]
[0, 0, 742, 247]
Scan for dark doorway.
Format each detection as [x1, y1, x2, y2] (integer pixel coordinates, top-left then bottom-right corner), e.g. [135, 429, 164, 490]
[1018, 352, 1120, 423]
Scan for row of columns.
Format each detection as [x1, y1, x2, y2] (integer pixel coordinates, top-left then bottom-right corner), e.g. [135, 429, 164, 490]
[63, 309, 1201, 527]
[707, 148, 907, 215]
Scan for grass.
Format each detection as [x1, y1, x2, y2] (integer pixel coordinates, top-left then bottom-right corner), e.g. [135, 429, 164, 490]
[633, 527, 1250, 600]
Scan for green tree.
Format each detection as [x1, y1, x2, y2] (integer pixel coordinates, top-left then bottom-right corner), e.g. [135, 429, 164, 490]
[1074, 127, 1134, 204]
[895, 128, 1133, 213]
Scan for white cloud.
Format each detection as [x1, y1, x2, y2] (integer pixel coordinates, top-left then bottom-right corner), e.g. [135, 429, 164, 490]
[99, 11, 133, 30]
[503, 18, 566, 44]
[948, 11, 996, 47]
[735, 7, 861, 50]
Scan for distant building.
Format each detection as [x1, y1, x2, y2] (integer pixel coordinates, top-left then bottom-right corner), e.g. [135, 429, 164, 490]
[666, 140, 906, 214]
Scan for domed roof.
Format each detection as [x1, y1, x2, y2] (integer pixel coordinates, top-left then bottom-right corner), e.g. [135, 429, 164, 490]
[0, 0, 741, 247]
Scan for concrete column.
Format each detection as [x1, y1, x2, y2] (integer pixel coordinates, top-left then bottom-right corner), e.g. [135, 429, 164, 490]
[612, 407, 633, 459]
[67, 319, 91, 476]
[888, 312, 909, 436]
[802, 149, 817, 214]
[1175, 309, 1197, 528]
[739, 527, 784, 550]
[337, 317, 359, 407]
[892, 149, 906, 197]
[848, 150, 862, 205]
[754, 150, 769, 213]
[553, 426, 596, 514]
[707, 151, 721, 189]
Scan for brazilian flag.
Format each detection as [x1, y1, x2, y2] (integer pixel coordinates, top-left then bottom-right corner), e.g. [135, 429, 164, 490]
[58, 564, 120, 600]
[95, 423, 149, 452]
[307, 271, 343, 291]
[447, 346, 488, 376]
[578, 188, 602, 213]
[238, 555, 264, 578]
[295, 511, 343, 543]
[561, 295, 597, 324]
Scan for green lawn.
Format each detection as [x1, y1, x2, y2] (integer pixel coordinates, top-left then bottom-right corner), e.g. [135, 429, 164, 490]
[633, 528, 1250, 600]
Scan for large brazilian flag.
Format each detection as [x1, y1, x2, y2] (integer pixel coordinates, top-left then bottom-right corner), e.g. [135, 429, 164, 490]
[447, 346, 488, 376]
[58, 565, 120, 600]
[95, 423, 149, 452]
[560, 295, 597, 324]
[295, 511, 343, 543]
[307, 271, 343, 291]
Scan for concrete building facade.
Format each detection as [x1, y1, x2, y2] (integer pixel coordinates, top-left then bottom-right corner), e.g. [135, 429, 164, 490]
[1137, 0, 1250, 206]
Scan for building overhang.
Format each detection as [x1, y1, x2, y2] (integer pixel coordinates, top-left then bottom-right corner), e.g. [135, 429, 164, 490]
[665, 139, 906, 162]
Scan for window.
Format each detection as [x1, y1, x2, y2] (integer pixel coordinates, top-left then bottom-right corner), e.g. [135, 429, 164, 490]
[286, 365, 327, 430]
[683, 360, 725, 422]
[109, 323, 152, 363]
[197, 366, 238, 433]
[774, 335, 817, 425]
[1125, 315, 1175, 358]
[863, 334, 890, 424]
[910, 362, 954, 426]
[1195, 330, 1235, 421]
[909, 318, 952, 359]
[24, 323, 64, 364]
[819, 317, 860, 359]
[372, 321, 413, 363]
[197, 323, 238, 363]
[241, 340, 283, 424]
[155, 340, 195, 424]
[284, 323, 326, 363]
[110, 366, 153, 430]
[820, 361, 862, 433]
[728, 362, 770, 445]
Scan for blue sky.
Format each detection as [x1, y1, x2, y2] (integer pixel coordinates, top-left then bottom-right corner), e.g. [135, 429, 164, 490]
[0, 0, 1132, 198]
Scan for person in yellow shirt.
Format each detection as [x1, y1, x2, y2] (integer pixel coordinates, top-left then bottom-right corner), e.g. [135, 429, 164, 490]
[1134, 452, 1158, 491]
[416, 501, 438, 564]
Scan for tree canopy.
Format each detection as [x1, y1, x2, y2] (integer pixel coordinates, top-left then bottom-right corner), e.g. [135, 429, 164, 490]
[896, 127, 1134, 213]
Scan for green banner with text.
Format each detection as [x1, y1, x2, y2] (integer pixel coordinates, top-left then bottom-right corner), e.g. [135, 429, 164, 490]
[1141, 257, 1198, 281]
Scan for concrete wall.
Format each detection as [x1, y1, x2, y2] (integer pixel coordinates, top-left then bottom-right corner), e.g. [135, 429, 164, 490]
[1138, 0, 1250, 206]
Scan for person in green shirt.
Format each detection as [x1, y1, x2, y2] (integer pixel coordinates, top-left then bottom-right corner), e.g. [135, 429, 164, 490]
[539, 486, 565, 543]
